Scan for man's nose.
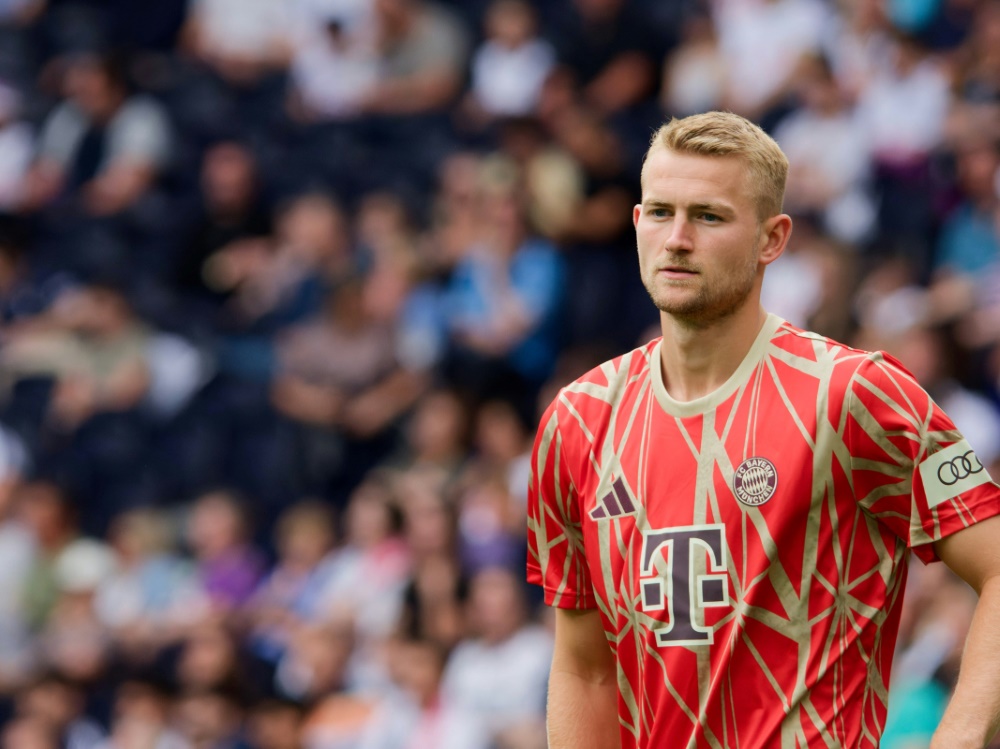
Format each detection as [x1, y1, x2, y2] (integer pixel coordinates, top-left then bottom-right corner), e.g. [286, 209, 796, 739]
[665, 216, 694, 252]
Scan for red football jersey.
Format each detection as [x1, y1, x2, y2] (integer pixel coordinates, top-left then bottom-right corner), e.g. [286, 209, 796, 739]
[527, 315, 1000, 748]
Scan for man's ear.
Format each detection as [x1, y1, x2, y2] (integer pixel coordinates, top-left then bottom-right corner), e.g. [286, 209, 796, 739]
[759, 214, 793, 266]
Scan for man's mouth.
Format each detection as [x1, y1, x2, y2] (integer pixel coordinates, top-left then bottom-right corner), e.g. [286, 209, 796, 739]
[659, 266, 698, 277]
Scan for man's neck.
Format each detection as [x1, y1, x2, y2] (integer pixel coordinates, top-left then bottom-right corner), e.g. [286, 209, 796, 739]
[658, 304, 769, 402]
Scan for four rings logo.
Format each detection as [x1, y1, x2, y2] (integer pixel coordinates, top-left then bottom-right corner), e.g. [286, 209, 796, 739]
[937, 450, 984, 485]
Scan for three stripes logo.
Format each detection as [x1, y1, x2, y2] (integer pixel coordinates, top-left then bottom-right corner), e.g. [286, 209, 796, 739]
[590, 478, 638, 520]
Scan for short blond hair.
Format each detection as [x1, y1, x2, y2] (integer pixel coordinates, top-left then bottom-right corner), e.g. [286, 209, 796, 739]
[643, 111, 789, 220]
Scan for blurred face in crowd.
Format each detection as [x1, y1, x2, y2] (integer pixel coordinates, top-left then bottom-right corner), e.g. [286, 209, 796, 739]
[277, 195, 349, 264]
[486, 0, 536, 48]
[64, 58, 123, 121]
[344, 482, 397, 547]
[176, 623, 238, 690]
[247, 701, 304, 749]
[187, 492, 247, 560]
[407, 389, 467, 460]
[573, 0, 625, 21]
[275, 503, 335, 569]
[466, 566, 526, 643]
[202, 142, 257, 214]
[388, 638, 446, 707]
[634, 150, 779, 327]
[955, 143, 1000, 205]
[2, 716, 59, 749]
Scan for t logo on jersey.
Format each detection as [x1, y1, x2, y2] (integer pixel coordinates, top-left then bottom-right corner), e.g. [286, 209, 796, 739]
[639, 525, 729, 647]
[590, 478, 637, 520]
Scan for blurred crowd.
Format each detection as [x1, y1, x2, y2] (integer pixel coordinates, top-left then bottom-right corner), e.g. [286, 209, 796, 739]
[0, 0, 998, 747]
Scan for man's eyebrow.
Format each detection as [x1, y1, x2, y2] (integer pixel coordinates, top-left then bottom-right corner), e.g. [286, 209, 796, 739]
[688, 202, 734, 216]
[641, 199, 735, 215]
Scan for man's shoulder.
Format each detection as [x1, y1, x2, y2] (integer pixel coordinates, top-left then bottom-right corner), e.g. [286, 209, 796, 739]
[772, 320, 878, 370]
[770, 319, 921, 397]
[557, 338, 660, 401]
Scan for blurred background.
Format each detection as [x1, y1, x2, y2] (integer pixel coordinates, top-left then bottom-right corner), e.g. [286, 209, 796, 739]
[0, 0, 997, 747]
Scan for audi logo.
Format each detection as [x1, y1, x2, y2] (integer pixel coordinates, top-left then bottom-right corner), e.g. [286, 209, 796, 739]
[937, 451, 984, 485]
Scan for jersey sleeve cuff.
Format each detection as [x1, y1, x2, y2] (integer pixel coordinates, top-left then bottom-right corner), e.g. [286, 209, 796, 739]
[911, 489, 1000, 564]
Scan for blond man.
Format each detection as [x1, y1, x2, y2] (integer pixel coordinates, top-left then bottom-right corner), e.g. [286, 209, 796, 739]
[527, 111, 1000, 748]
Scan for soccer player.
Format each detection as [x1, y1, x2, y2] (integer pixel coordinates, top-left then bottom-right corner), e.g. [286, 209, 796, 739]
[527, 111, 1000, 748]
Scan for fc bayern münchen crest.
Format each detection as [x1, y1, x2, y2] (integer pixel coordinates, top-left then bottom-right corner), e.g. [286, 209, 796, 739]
[733, 457, 778, 506]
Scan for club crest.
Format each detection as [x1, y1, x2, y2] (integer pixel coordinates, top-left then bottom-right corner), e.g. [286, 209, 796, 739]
[733, 457, 777, 507]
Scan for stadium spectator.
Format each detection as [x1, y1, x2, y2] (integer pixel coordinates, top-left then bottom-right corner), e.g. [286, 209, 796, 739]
[0, 81, 32, 211]
[441, 566, 551, 747]
[461, 0, 555, 127]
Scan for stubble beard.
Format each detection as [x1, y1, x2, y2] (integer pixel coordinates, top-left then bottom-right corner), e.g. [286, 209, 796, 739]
[642, 230, 762, 329]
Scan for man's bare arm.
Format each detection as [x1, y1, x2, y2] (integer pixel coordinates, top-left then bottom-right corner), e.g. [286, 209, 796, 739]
[548, 608, 621, 749]
[931, 513, 1000, 749]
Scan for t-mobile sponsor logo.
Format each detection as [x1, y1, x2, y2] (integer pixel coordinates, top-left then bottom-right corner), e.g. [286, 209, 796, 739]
[639, 525, 729, 646]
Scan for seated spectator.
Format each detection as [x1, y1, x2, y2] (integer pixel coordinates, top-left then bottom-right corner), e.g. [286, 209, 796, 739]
[855, 30, 950, 267]
[0, 436, 33, 688]
[245, 500, 338, 662]
[306, 476, 411, 643]
[1, 714, 61, 749]
[358, 636, 489, 749]
[205, 191, 350, 340]
[934, 138, 1000, 277]
[0, 81, 33, 211]
[245, 697, 304, 749]
[546, 0, 666, 117]
[774, 55, 874, 244]
[23, 51, 172, 218]
[172, 139, 272, 325]
[94, 675, 190, 749]
[455, 469, 523, 573]
[952, 0, 1000, 104]
[467, 397, 531, 504]
[714, 0, 828, 124]
[172, 619, 261, 700]
[460, 0, 555, 128]
[94, 507, 208, 661]
[287, 3, 377, 122]
[389, 388, 470, 480]
[39, 538, 119, 686]
[1, 282, 151, 434]
[271, 274, 429, 496]
[358, 0, 469, 116]
[183, 488, 266, 611]
[660, 10, 727, 118]
[494, 116, 586, 243]
[441, 165, 564, 418]
[441, 566, 551, 748]
[272, 622, 355, 703]
[11, 480, 83, 635]
[15, 671, 105, 749]
[180, 0, 291, 89]
[172, 687, 245, 749]
[0, 230, 51, 327]
[397, 482, 467, 649]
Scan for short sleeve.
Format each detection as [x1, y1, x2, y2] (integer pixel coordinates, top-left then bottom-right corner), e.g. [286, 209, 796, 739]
[845, 352, 1000, 563]
[526, 394, 596, 609]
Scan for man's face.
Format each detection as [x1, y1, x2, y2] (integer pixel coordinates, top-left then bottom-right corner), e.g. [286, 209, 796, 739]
[634, 149, 765, 327]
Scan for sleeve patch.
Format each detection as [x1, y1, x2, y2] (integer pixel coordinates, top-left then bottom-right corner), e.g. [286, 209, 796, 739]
[919, 439, 994, 508]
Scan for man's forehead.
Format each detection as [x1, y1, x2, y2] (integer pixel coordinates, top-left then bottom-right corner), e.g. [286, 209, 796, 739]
[640, 149, 751, 202]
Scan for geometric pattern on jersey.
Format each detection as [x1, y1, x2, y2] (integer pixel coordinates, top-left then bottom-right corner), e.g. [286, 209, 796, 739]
[527, 314, 1000, 749]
